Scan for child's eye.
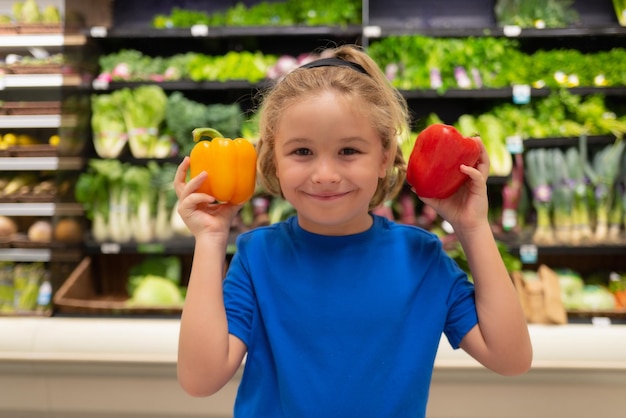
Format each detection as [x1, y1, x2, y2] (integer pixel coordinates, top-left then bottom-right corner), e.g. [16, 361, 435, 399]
[340, 148, 360, 156]
[293, 148, 312, 156]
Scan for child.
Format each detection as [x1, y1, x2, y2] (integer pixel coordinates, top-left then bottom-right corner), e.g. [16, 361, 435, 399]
[173, 44, 532, 417]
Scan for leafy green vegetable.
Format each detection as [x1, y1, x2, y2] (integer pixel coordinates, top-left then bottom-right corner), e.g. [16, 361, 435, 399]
[579, 285, 616, 310]
[557, 269, 585, 309]
[91, 92, 128, 158]
[368, 35, 626, 92]
[151, 0, 362, 28]
[75, 159, 127, 242]
[494, 0, 579, 28]
[120, 86, 169, 158]
[127, 256, 181, 295]
[75, 159, 185, 243]
[164, 92, 244, 156]
[127, 275, 184, 307]
[614, 0, 626, 26]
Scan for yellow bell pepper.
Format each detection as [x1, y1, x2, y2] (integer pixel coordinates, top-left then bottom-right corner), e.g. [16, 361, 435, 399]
[189, 128, 257, 205]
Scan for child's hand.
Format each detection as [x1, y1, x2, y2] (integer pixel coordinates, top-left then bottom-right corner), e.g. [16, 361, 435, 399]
[417, 137, 490, 233]
[173, 157, 242, 239]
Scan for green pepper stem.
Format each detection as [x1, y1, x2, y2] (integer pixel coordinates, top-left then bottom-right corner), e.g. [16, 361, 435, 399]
[192, 127, 224, 142]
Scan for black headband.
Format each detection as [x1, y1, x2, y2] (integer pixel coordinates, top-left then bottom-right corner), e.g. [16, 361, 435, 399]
[299, 57, 369, 76]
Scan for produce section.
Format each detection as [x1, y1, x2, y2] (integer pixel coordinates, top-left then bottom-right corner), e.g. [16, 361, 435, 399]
[1, 1, 626, 417]
[4, 0, 626, 321]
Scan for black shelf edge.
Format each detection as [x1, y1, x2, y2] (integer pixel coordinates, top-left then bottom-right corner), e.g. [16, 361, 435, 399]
[89, 83, 626, 97]
[509, 244, 626, 256]
[372, 25, 626, 38]
[82, 229, 626, 257]
[91, 79, 273, 92]
[87, 25, 363, 39]
[82, 232, 239, 255]
[522, 135, 617, 149]
[84, 238, 195, 255]
[401, 86, 626, 99]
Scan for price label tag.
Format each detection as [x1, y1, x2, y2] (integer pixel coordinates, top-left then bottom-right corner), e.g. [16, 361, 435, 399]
[92, 79, 109, 90]
[503, 25, 522, 37]
[512, 84, 531, 104]
[519, 244, 538, 264]
[100, 242, 121, 254]
[190, 24, 209, 37]
[0, 73, 5, 90]
[90, 26, 108, 38]
[506, 135, 524, 154]
[363, 25, 382, 38]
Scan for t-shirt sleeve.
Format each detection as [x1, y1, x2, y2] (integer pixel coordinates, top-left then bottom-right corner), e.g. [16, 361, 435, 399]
[442, 257, 478, 349]
[223, 235, 256, 347]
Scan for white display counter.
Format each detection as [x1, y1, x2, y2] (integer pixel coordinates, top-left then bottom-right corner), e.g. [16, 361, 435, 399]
[1, 318, 625, 418]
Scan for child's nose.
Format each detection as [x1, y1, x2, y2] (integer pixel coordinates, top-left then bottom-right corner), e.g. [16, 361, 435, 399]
[311, 159, 340, 183]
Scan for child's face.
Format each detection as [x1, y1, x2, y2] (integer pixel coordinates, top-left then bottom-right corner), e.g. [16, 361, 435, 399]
[274, 91, 388, 236]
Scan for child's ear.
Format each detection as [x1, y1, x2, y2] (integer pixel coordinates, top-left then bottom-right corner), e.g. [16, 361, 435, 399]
[378, 149, 390, 178]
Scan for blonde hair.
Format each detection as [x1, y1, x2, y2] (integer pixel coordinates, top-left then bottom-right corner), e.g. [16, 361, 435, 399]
[256, 44, 410, 209]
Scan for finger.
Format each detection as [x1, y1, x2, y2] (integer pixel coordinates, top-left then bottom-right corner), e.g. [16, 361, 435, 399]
[174, 157, 190, 197]
[180, 171, 208, 199]
[177, 192, 217, 219]
[474, 138, 490, 177]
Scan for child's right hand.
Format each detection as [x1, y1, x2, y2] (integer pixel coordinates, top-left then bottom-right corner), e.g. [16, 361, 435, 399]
[174, 157, 242, 239]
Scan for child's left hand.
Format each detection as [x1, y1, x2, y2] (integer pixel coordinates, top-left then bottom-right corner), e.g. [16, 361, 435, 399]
[416, 137, 490, 233]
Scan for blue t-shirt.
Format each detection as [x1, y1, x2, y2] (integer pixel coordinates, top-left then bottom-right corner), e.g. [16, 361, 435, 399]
[223, 215, 477, 417]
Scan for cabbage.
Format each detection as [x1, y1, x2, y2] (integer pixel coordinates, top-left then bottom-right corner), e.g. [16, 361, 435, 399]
[579, 285, 615, 311]
[127, 275, 184, 307]
[557, 270, 585, 309]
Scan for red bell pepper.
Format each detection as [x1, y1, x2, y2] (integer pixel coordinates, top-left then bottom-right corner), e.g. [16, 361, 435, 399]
[406, 123, 481, 199]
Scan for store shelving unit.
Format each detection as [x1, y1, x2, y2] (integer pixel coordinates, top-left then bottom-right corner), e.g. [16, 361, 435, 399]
[0, 0, 88, 319]
[2, 0, 626, 416]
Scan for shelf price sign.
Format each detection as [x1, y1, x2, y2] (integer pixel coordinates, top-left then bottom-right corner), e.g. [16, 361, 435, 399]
[512, 84, 531, 104]
[191, 24, 209, 37]
[100, 242, 121, 254]
[519, 244, 538, 264]
[90, 26, 108, 38]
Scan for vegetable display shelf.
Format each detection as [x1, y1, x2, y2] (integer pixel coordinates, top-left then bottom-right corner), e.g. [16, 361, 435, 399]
[400, 87, 626, 100]
[0, 114, 61, 129]
[66, 0, 626, 321]
[367, 25, 626, 38]
[91, 79, 273, 92]
[1, 1, 626, 414]
[0, 34, 86, 48]
[87, 24, 364, 39]
[1, 73, 82, 88]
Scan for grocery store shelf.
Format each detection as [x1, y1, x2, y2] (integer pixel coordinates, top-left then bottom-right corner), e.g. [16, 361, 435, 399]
[1, 73, 83, 88]
[368, 24, 626, 38]
[91, 79, 272, 91]
[0, 114, 61, 129]
[0, 34, 87, 47]
[0, 157, 83, 171]
[0, 202, 84, 216]
[82, 233, 237, 255]
[401, 86, 626, 99]
[87, 24, 364, 39]
[0, 248, 50, 262]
